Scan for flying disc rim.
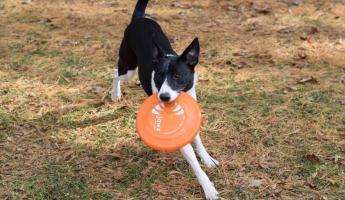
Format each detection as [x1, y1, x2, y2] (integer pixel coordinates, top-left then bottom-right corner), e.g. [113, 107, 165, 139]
[136, 92, 201, 151]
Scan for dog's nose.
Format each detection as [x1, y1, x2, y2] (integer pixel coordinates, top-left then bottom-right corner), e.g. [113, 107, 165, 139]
[159, 93, 171, 102]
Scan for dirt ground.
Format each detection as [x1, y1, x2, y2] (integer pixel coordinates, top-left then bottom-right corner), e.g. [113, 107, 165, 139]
[0, 0, 344, 199]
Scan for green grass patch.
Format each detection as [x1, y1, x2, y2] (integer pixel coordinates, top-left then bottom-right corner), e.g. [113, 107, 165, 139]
[12, 162, 94, 200]
[29, 48, 62, 58]
[59, 54, 92, 78]
[0, 108, 14, 142]
[55, 91, 73, 103]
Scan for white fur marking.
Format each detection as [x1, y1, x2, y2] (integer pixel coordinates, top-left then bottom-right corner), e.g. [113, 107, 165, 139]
[111, 70, 121, 101]
[111, 70, 136, 101]
[151, 71, 158, 93]
[193, 134, 219, 168]
[180, 145, 219, 200]
[119, 70, 135, 80]
[158, 78, 178, 102]
[187, 74, 219, 168]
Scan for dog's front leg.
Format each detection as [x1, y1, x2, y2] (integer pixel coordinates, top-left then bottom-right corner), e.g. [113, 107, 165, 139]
[193, 134, 219, 168]
[187, 78, 219, 168]
[180, 144, 218, 200]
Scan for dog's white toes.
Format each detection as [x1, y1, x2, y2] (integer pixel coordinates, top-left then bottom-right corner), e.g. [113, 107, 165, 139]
[202, 180, 219, 200]
[201, 154, 219, 168]
[111, 91, 122, 101]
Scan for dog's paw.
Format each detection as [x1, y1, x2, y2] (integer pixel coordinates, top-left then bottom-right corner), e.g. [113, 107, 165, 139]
[111, 90, 122, 101]
[201, 179, 219, 200]
[200, 153, 219, 168]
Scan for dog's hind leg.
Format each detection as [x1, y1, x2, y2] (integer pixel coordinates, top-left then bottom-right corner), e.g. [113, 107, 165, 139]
[111, 39, 137, 101]
[180, 144, 219, 200]
[111, 68, 136, 101]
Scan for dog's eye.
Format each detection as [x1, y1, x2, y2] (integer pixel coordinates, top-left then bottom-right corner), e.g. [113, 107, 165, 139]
[172, 74, 181, 80]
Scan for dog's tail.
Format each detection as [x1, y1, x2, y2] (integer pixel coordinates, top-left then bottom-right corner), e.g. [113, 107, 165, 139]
[131, 0, 149, 22]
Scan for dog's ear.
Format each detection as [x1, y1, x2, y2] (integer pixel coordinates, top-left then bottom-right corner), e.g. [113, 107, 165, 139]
[180, 37, 200, 69]
[152, 40, 165, 62]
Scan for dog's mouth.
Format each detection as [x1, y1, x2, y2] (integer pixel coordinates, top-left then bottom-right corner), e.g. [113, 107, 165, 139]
[158, 92, 180, 102]
[157, 78, 181, 102]
[158, 89, 181, 102]
[159, 92, 171, 102]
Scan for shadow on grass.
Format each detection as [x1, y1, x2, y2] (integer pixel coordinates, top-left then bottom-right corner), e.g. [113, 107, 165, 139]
[21, 101, 131, 132]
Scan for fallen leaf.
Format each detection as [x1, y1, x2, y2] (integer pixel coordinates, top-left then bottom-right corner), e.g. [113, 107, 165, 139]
[226, 60, 232, 65]
[259, 160, 270, 169]
[278, 26, 295, 34]
[232, 61, 250, 69]
[113, 170, 124, 179]
[331, 4, 345, 17]
[252, 2, 271, 14]
[308, 26, 319, 35]
[340, 99, 345, 105]
[234, 72, 252, 82]
[103, 154, 121, 161]
[91, 86, 106, 96]
[170, 2, 192, 9]
[297, 76, 318, 84]
[311, 172, 317, 178]
[46, 142, 59, 150]
[101, 2, 119, 7]
[154, 184, 169, 195]
[292, 128, 301, 134]
[306, 181, 317, 189]
[288, 0, 303, 6]
[329, 155, 345, 165]
[286, 85, 298, 91]
[298, 52, 307, 59]
[132, 181, 141, 187]
[339, 77, 345, 84]
[39, 18, 53, 23]
[22, 0, 32, 4]
[92, 44, 104, 49]
[26, 92, 36, 97]
[199, 78, 210, 84]
[61, 40, 80, 46]
[333, 155, 341, 163]
[291, 61, 309, 68]
[232, 51, 248, 57]
[168, 170, 183, 176]
[304, 154, 320, 163]
[248, 179, 264, 188]
[300, 35, 308, 40]
[258, 156, 274, 169]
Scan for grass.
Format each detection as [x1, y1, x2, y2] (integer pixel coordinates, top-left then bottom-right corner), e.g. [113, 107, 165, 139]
[0, 108, 14, 142]
[0, 0, 345, 199]
[11, 162, 94, 200]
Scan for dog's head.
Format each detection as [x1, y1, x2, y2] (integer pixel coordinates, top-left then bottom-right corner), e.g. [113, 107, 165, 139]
[152, 38, 199, 102]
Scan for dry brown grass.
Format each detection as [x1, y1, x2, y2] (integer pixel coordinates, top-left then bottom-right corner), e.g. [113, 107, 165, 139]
[1, 0, 344, 199]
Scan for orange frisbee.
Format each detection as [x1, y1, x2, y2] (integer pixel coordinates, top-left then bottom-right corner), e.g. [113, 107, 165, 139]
[136, 92, 201, 151]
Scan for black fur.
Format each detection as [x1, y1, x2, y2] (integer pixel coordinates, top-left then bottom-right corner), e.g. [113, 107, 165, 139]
[117, 0, 200, 96]
[131, 0, 149, 21]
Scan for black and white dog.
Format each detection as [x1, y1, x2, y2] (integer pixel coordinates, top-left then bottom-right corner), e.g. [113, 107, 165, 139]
[111, 0, 219, 199]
